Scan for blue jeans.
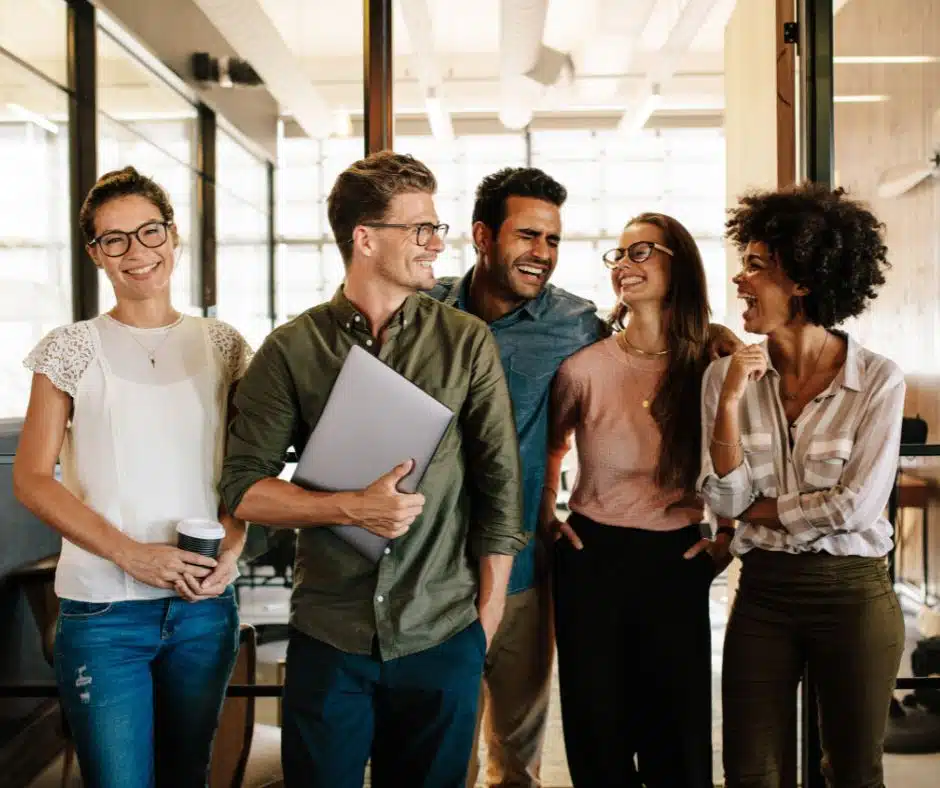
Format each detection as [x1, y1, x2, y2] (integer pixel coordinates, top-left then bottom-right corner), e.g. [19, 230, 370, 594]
[282, 621, 486, 788]
[54, 588, 240, 788]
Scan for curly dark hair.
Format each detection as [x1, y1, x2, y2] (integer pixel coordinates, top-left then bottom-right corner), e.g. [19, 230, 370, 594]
[725, 182, 890, 327]
[471, 167, 567, 237]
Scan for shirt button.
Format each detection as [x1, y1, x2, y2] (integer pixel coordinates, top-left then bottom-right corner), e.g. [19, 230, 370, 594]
[383, 547, 391, 555]
[376, 594, 384, 603]
[366, 338, 374, 347]
[354, 314, 361, 322]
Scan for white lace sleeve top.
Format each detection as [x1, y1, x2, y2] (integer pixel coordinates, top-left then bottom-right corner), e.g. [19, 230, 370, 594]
[24, 314, 252, 602]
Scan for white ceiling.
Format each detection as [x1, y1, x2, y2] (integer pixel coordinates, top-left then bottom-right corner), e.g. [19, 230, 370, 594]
[258, 0, 734, 59]
[254, 0, 736, 117]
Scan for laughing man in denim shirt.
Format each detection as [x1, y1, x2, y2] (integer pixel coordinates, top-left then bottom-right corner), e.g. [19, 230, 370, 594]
[428, 168, 604, 787]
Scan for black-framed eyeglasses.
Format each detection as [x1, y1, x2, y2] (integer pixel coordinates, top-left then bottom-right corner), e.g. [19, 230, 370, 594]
[602, 241, 674, 269]
[361, 222, 449, 247]
[89, 220, 171, 257]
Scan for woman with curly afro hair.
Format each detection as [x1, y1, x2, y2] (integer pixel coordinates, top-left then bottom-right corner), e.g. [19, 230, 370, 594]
[697, 183, 905, 787]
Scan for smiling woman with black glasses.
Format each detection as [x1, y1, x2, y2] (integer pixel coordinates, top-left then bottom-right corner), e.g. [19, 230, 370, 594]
[13, 166, 252, 787]
[541, 212, 739, 787]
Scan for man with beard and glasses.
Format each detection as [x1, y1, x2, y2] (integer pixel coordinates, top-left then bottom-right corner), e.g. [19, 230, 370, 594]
[429, 168, 602, 788]
[428, 167, 743, 788]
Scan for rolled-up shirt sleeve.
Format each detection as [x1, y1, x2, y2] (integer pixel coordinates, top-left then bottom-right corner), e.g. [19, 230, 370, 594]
[462, 328, 527, 558]
[697, 359, 758, 519]
[778, 373, 905, 543]
[220, 337, 299, 515]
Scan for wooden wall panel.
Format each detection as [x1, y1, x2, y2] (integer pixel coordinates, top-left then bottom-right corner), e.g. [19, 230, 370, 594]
[833, 0, 940, 593]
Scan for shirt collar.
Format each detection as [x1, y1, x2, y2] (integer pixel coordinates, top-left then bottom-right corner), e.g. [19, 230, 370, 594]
[760, 330, 862, 393]
[450, 266, 547, 321]
[329, 285, 418, 332]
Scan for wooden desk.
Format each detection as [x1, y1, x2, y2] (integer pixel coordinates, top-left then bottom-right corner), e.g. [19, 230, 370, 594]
[892, 457, 940, 603]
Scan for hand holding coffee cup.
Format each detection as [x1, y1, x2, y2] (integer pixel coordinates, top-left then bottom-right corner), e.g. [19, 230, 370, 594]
[176, 519, 225, 560]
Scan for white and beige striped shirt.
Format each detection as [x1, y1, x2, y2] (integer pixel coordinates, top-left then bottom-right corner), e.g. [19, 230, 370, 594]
[697, 333, 905, 558]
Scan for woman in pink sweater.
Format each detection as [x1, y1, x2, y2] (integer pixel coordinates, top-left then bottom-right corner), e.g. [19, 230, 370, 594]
[541, 212, 731, 787]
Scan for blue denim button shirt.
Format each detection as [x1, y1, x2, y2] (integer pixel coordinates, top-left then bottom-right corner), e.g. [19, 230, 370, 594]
[428, 269, 606, 593]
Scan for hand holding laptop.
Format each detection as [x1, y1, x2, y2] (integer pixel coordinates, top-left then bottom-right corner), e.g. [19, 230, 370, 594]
[338, 459, 426, 538]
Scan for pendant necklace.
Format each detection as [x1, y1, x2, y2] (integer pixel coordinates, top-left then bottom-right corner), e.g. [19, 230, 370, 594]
[616, 331, 662, 409]
[108, 312, 182, 368]
[781, 332, 829, 402]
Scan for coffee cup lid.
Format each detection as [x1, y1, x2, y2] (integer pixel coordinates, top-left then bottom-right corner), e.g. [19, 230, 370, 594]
[176, 519, 225, 540]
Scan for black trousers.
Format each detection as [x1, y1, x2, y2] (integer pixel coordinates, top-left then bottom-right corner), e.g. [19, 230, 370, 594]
[553, 513, 715, 788]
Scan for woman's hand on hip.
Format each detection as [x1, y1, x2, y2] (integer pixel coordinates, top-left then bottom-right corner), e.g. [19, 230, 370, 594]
[538, 488, 583, 550]
[116, 541, 216, 590]
[683, 530, 733, 575]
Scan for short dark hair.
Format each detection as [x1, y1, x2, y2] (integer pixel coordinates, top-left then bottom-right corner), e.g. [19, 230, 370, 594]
[471, 167, 567, 237]
[327, 151, 437, 264]
[725, 182, 890, 327]
[79, 166, 175, 243]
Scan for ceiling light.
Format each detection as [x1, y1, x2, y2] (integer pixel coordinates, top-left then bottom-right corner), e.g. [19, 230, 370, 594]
[834, 94, 890, 103]
[425, 88, 455, 144]
[6, 103, 59, 134]
[618, 83, 663, 135]
[834, 55, 940, 65]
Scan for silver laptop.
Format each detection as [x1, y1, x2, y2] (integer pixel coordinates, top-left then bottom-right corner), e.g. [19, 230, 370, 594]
[291, 344, 455, 562]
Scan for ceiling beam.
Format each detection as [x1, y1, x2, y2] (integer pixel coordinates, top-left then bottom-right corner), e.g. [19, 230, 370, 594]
[576, 0, 657, 102]
[398, 0, 455, 142]
[193, 0, 335, 138]
[618, 0, 725, 135]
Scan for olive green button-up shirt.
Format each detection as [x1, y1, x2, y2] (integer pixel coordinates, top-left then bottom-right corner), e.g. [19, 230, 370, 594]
[220, 287, 526, 660]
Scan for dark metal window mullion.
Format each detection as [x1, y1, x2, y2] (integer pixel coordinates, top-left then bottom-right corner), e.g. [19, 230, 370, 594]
[67, 0, 98, 320]
[197, 103, 217, 317]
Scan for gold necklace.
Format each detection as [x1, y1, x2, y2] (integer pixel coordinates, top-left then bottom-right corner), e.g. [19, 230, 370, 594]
[781, 331, 829, 402]
[616, 332, 659, 409]
[620, 331, 670, 356]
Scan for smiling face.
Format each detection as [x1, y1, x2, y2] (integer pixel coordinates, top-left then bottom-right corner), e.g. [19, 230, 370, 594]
[476, 195, 561, 302]
[610, 222, 672, 308]
[88, 194, 177, 303]
[357, 191, 444, 295]
[733, 241, 809, 334]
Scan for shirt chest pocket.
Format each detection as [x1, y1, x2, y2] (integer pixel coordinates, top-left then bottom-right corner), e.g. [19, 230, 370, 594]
[507, 355, 556, 415]
[741, 431, 777, 495]
[802, 437, 853, 490]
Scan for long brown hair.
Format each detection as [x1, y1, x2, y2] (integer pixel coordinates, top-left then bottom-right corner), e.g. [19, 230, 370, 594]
[609, 213, 711, 492]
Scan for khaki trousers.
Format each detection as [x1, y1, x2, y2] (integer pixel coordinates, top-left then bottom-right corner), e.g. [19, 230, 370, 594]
[466, 582, 554, 788]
